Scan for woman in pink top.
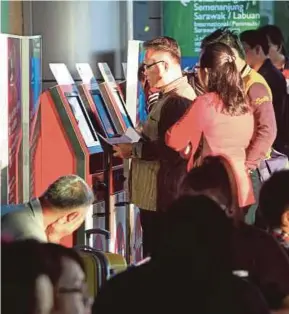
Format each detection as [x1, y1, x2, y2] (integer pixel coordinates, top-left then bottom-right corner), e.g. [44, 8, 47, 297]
[165, 42, 255, 208]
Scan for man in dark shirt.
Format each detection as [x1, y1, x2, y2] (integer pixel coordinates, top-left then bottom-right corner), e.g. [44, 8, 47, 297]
[259, 25, 289, 81]
[113, 37, 196, 257]
[240, 29, 287, 154]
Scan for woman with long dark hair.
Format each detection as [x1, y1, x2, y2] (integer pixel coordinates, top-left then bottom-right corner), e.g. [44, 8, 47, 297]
[165, 42, 255, 208]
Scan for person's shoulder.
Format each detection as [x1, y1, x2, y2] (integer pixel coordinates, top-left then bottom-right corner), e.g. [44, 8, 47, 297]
[229, 276, 270, 314]
[1, 203, 28, 220]
[173, 76, 196, 101]
[238, 223, 283, 246]
[246, 81, 272, 106]
[245, 68, 271, 94]
[266, 61, 287, 87]
[180, 83, 197, 101]
[1, 202, 41, 240]
[200, 92, 217, 101]
[237, 222, 266, 236]
[194, 92, 219, 108]
[1, 203, 24, 217]
[209, 273, 270, 314]
[95, 262, 153, 302]
[246, 67, 267, 84]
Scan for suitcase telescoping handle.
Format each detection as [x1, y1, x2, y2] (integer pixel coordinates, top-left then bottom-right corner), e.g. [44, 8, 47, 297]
[85, 228, 111, 251]
[85, 228, 110, 240]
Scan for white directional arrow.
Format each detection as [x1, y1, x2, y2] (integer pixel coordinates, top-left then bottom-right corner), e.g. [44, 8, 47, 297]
[180, 0, 191, 7]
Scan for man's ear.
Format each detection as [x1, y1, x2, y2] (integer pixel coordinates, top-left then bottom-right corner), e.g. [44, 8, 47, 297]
[56, 212, 80, 225]
[255, 45, 262, 55]
[67, 211, 81, 222]
[163, 61, 169, 71]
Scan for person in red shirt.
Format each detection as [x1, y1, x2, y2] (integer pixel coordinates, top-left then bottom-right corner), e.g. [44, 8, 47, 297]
[165, 42, 255, 208]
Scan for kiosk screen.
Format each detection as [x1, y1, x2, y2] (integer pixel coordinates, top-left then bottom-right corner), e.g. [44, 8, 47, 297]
[66, 96, 100, 149]
[114, 91, 132, 129]
[91, 92, 116, 138]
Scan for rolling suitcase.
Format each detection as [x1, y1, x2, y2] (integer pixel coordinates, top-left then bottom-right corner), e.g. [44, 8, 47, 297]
[75, 228, 127, 298]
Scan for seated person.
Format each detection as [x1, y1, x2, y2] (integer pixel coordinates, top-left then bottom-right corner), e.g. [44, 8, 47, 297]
[1, 175, 94, 243]
[259, 170, 289, 255]
[179, 155, 289, 311]
[93, 195, 270, 314]
[2, 239, 92, 314]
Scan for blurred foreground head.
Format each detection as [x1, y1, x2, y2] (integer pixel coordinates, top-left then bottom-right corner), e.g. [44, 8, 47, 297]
[2, 239, 90, 314]
[158, 195, 233, 276]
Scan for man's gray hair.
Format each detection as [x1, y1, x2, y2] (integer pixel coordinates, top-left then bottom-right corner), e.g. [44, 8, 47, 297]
[40, 175, 94, 210]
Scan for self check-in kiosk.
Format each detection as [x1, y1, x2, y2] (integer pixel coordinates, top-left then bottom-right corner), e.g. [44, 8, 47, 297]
[74, 63, 128, 258]
[97, 62, 143, 263]
[30, 63, 105, 247]
[97, 63, 132, 134]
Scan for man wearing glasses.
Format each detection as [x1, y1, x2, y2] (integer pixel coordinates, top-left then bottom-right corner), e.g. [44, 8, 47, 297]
[113, 36, 196, 257]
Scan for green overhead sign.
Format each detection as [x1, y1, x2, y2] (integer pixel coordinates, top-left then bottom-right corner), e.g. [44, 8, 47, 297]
[164, 1, 262, 57]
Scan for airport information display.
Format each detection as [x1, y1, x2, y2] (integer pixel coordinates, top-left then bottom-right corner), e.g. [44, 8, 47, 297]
[164, 1, 262, 59]
[162, 0, 289, 68]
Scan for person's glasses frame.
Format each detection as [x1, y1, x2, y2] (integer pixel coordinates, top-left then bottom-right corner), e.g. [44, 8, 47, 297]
[143, 60, 164, 70]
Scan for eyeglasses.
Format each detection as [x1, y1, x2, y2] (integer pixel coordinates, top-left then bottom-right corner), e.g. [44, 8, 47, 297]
[58, 287, 93, 307]
[143, 60, 164, 70]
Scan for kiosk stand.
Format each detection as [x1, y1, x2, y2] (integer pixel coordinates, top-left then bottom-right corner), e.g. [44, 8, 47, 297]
[30, 63, 104, 247]
[75, 63, 128, 260]
[98, 61, 143, 263]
